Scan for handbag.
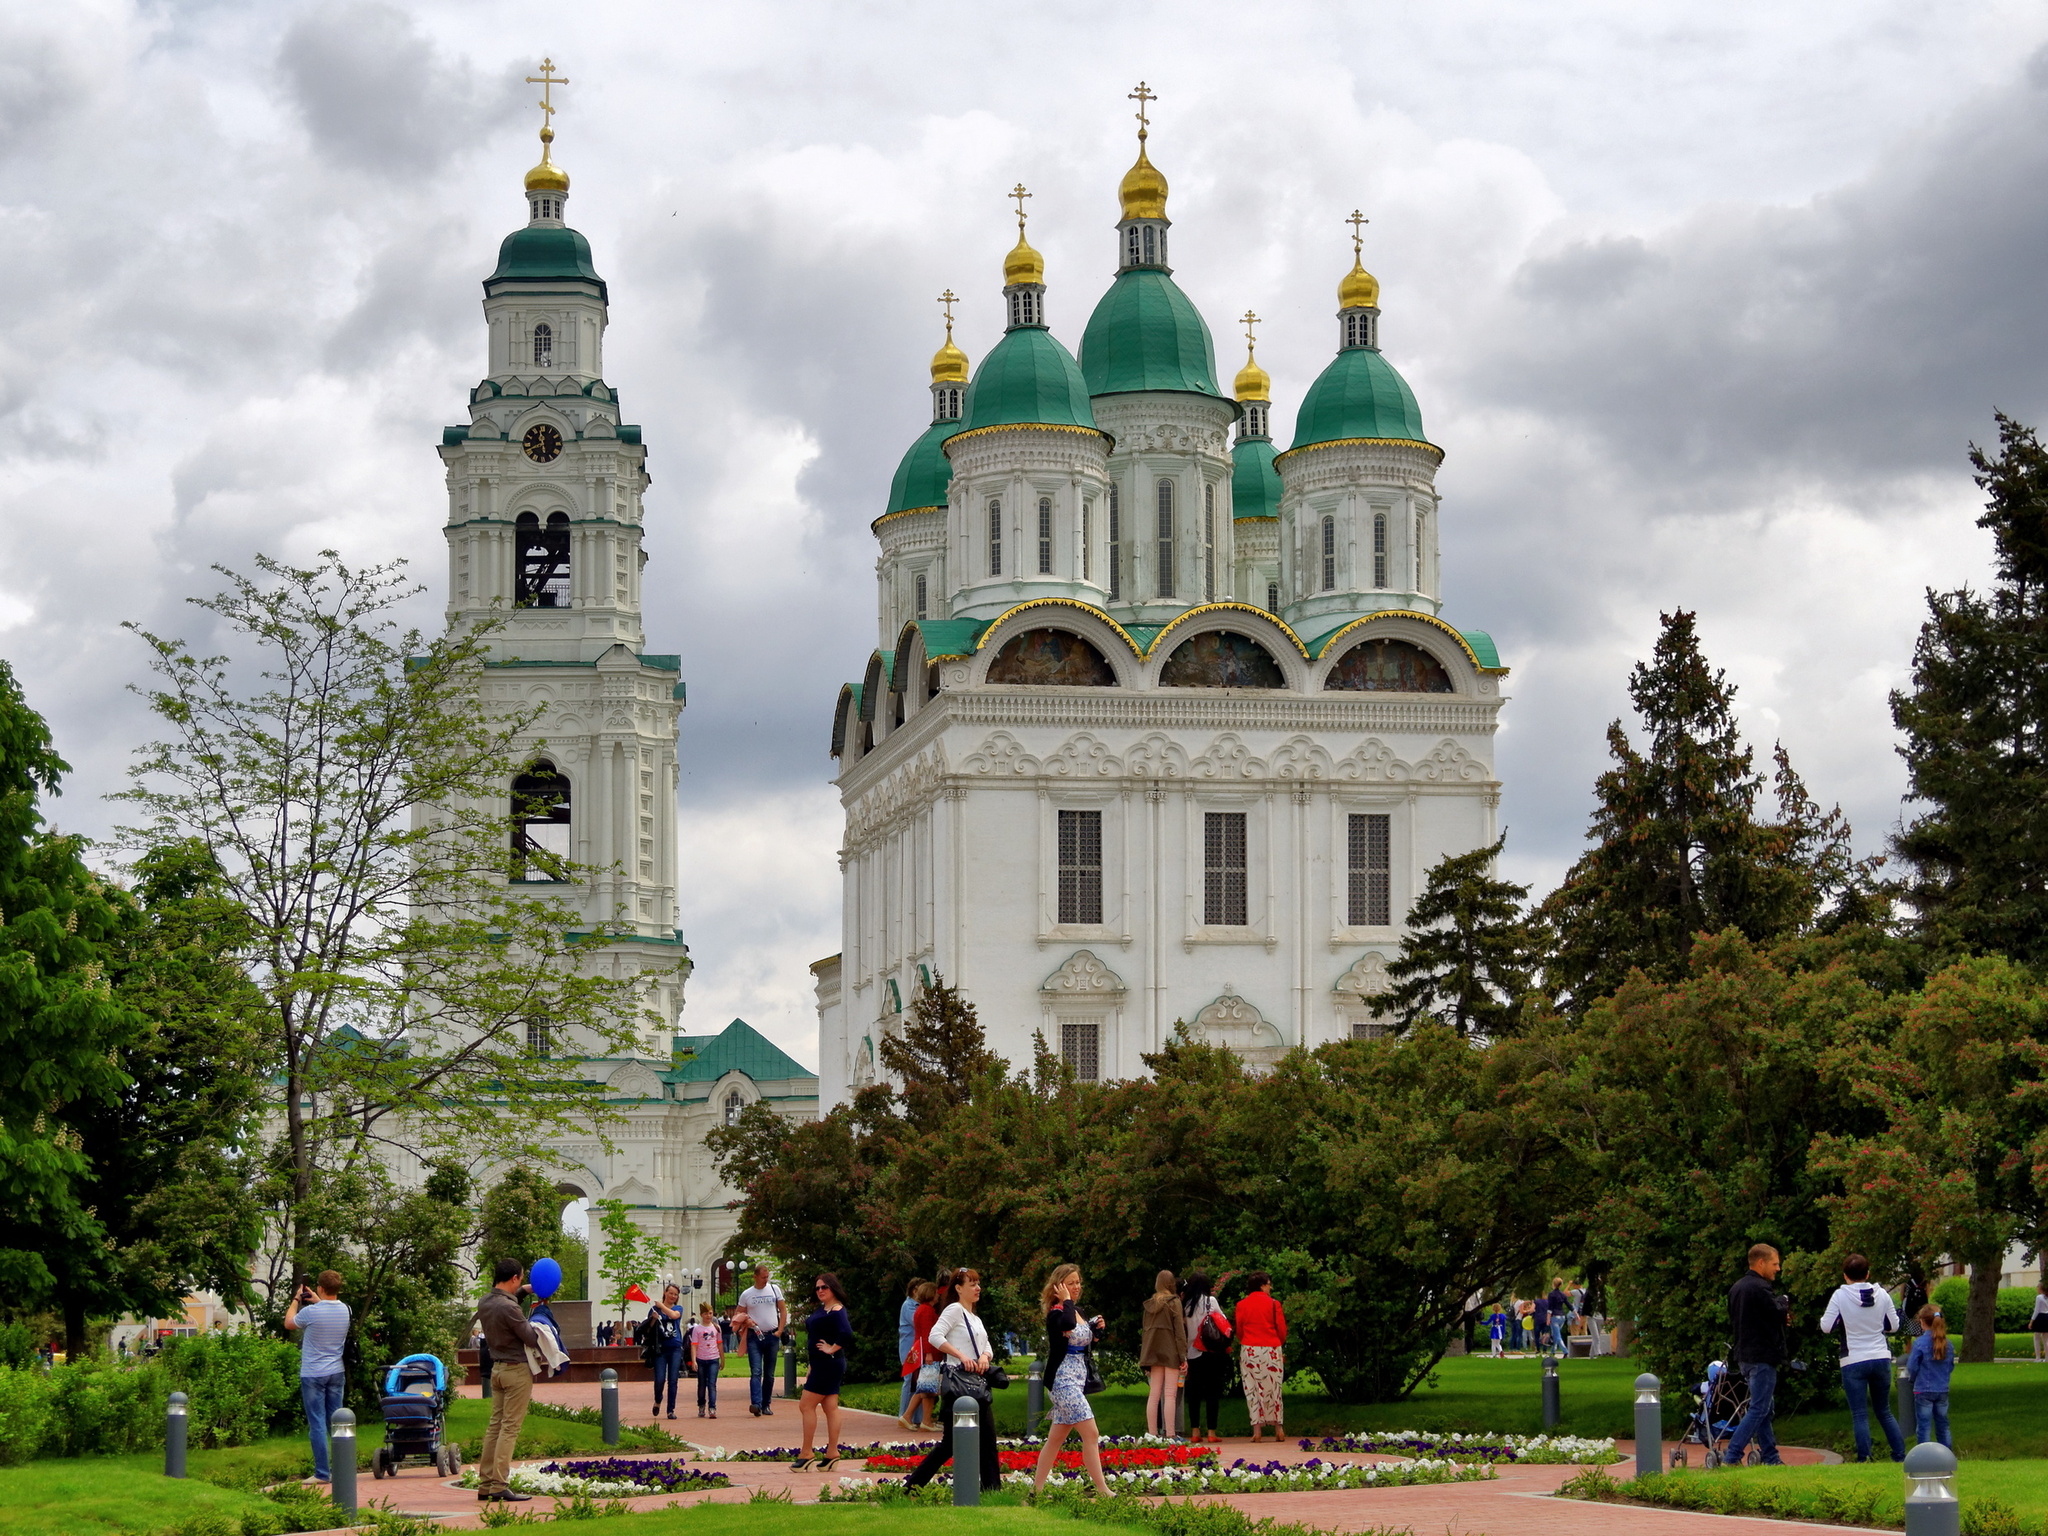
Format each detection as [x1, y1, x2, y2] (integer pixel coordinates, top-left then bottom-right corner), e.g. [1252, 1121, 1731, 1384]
[915, 1361, 942, 1393]
[1199, 1310, 1230, 1353]
[941, 1360, 991, 1403]
[987, 1363, 1011, 1391]
[1082, 1347, 1105, 1395]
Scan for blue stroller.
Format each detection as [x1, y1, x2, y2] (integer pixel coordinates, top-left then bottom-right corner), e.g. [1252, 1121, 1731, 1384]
[1669, 1359, 1760, 1468]
[373, 1353, 462, 1479]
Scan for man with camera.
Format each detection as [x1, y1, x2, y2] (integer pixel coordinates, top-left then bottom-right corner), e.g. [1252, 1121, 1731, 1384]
[284, 1271, 350, 1483]
[474, 1261, 543, 1502]
[1724, 1243, 1793, 1466]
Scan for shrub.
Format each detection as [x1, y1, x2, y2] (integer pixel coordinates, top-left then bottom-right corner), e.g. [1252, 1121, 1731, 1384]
[1930, 1279, 2042, 1334]
[44, 1353, 166, 1456]
[0, 1323, 41, 1370]
[0, 1367, 56, 1465]
[158, 1333, 300, 1448]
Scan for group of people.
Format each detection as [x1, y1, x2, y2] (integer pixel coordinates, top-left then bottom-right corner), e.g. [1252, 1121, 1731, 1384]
[1483, 1279, 1586, 1356]
[628, 1263, 796, 1421]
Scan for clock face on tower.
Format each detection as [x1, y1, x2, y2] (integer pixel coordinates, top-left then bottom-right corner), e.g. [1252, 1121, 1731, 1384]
[523, 424, 563, 463]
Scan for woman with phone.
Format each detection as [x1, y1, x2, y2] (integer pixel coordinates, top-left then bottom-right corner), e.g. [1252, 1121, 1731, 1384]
[1030, 1264, 1113, 1499]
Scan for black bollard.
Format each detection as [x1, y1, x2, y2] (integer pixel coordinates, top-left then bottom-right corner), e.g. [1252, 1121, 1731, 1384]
[164, 1391, 188, 1479]
[1897, 1360, 1915, 1444]
[329, 1408, 358, 1519]
[1541, 1354, 1561, 1430]
[951, 1396, 980, 1506]
[783, 1338, 798, 1400]
[1633, 1374, 1661, 1480]
[1902, 1442, 1959, 1536]
[1026, 1360, 1043, 1438]
[601, 1368, 619, 1447]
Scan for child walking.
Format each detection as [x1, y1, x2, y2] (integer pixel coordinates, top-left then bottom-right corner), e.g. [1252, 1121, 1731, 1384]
[1488, 1308, 1506, 1357]
[1905, 1305, 1955, 1448]
[689, 1303, 725, 1418]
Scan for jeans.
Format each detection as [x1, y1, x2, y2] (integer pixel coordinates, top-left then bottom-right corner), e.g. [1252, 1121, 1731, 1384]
[300, 1373, 346, 1480]
[1914, 1392, 1952, 1448]
[1550, 1316, 1568, 1352]
[695, 1359, 719, 1411]
[1724, 1361, 1783, 1465]
[653, 1345, 684, 1413]
[748, 1331, 780, 1413]
[1842, 1357, 1906, 1461]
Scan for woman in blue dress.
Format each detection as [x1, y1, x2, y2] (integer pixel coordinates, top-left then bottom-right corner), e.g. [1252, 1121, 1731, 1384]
[1029, 1264, 1114, 1499]
[791, 1273, 853, 1470]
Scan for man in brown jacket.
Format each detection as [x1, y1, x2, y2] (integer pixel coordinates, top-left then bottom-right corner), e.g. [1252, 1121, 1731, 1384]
[475, 1260, 541, 1501]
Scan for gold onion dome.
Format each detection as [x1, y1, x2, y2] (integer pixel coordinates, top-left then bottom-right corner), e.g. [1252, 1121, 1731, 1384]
[1234, 349, 1270, 403]
[1004, 231, 1045, 287]
[1338, 255, 1380, 310]
[931, 334, 969, 383]
[1119, 138, 1169, 220]
[525, 127, 570, 193]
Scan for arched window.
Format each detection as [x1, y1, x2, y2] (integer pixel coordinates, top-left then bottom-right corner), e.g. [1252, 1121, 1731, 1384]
[947, 387, 961, 419]
[1203, 485, 1216, 601]
[1415, 509, 1426, 590]
[1343, 311, 1376, 349]
[1321, 516, 1336, 592]
[1372, 512, 1388, 589]
[1155, 480, 1175, 600]
[1107, 486, 1122, 600]
[533, 323, 552, 368]
[724, 1089, 745, 1126]
[987, 499, 1003, 576]
[1141, 225, 1157, 264]
[525, 1018, 551, 1058]
[516, 510, 572, 608]
[511, 761, 572, 882]
[1126, 226, 1142, 267]
[1267, 580, 1280, 613]
[1038, 497, 1054, 573]
[914, 571, 928, 620]
[1008, 289, 1041, 328]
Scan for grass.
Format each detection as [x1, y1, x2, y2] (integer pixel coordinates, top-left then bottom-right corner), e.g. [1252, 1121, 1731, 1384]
[1569, 1459, 2048, 1531]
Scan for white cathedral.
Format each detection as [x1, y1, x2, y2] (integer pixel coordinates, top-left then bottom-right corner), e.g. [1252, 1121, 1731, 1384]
[814, 97, 1510, 1104]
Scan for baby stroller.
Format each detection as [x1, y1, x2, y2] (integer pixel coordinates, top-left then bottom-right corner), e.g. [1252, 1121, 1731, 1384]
[373, 1353, 462, 1479]
[1669, 1359, 1761, 1468]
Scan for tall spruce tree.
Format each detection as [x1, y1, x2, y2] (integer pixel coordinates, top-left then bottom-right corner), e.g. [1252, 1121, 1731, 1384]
[1378, 836, 1533, 1038]
[1539, 611, 1852, 1011]
[877, 974, 1001, 1131]
[1892, 414, 2048, 963]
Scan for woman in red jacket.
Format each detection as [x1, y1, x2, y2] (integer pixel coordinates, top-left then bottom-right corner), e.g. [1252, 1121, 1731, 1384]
[1232, 1272, 1288, 1442]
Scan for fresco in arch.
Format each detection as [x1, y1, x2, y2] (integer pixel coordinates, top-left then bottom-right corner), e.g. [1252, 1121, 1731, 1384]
[1324, 637, 1454, 693]
[986, 627, 1117, 685]
[1159, 631, 1285, 688]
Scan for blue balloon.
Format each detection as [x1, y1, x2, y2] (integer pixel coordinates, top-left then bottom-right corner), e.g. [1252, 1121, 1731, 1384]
[530, 1257, 562, 1299]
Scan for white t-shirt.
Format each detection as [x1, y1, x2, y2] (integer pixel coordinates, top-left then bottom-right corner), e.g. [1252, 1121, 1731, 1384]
[927, 1302, 989, 1362]
[1819, 1281, 1901, 1364]
[739, 1283, 784, 1334]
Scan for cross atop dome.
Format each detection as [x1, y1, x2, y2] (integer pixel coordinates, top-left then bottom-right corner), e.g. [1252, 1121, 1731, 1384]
[522, 57, 571, 216]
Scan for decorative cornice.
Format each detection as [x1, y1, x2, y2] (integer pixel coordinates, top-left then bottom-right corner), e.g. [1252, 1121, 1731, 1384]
[975, 597, 1146, 657]
[942, 692, 1502, 734]
[871, 505, 944, 534]
[1273, 436, 1445, 469]
[1309, 610, 1511, 675]
[943, 422, 1113, 451]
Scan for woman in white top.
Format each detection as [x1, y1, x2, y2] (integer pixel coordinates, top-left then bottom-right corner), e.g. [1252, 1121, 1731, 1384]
[1817, 1254, 1904, 1463]
[2031, 1282, 2048, 1361]
[902, 1267, 1001, 1492]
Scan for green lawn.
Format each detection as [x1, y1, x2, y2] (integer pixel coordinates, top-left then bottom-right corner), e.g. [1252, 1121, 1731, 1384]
[1585, 1459, 2048, 1530]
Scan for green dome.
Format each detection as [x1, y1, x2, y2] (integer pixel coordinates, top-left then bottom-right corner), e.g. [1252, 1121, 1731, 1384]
[1290, 347, 1427, 449]
[1231, 436, 1282, 519]
[488, 225, 606, 298]
[1078, 269, 1223, 398]
[958, 326, 1098, 434]
[885, 418, 962, 515]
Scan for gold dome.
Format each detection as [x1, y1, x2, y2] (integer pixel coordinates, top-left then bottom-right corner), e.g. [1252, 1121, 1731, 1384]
[525, 128, 569, 194]
[1338, 256, 1380, 310]
[1119, 139, 1169, 221]
[931, 333, 969, 383]
[1004, 231, 1044, 287]
[1234, 348, 1270, 403]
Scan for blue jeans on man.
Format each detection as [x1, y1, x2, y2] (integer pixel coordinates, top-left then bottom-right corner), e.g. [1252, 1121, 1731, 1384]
[1724, 1362, 1784, 1465]
[1914, 1393, 1952, 1448]
[300, 1373, 346, 1480]
[1842, 1357, 1905, 1461]
[653, 1345, 685, 1415]
[748, 1330, 780, 1414]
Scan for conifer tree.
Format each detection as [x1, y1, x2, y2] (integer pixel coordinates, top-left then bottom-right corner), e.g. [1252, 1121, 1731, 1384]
[1377, 835, 1533, 1038]
[1893, 414, 2048, 962]
[878, 974, 1001, 1130]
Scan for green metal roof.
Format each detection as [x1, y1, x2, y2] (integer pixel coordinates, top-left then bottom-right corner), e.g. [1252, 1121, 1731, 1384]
[1290, 345, 1427, 450]
[666, 1018, 815, 1084]
[886, 418, 963, 516]
[488, 225, 607, 300]
[1300, 614, 1508, 674]
[958, 325, 1098, 434]
[1231, 436, 1282, 519]
[1079, 269, 1222, 399]
[893, 618, 990, 689]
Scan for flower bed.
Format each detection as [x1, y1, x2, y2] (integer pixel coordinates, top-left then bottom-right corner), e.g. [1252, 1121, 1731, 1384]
[819, 1456, 1495, 1501]
[722, 1433, 1195, 1463]
[460, 1458, 732, 1497]
[1299, 1431, 1621, 1464]
[862, 1444, 1216, 1474]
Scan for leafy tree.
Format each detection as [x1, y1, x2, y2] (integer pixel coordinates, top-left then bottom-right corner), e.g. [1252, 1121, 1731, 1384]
[1893, 414, 2048, 963]
[1378, 835, 1533, 1038]
[41, 840, 266, 1356]
[116, 554, 673, 1293]
[1541, 611, 1871, 1011]
[478, 1165, 573, 1289]
[593, 1196, 676, 1329]
[0, 660, 141, 1301]
[1812, 956, 2048, 1362]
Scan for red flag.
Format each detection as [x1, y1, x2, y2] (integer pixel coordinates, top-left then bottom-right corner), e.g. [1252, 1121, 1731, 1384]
[624, 1284, 651, 1304]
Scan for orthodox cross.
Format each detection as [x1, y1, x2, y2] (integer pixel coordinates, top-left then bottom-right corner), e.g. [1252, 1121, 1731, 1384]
[526, 58, 570, 132]
[1009, 183, 1032, 235]
[938, 289, 958, 341]
[1241, 310, 1261, 352]
[1347, 209, 1369, 259]
[1129, 81, 1155, 140]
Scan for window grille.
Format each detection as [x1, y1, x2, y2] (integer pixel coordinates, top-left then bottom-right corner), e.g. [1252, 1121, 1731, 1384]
[1267, 580, 1280, 613]
[988, 499, 1002, 576]
[1038, 497, 1054, 573]
[914, 571, 928, 620]
[1060, 1020, 1101, 1083]
[1348, 813, 1391, 926]
[724, 1089, 745, 1126]
[1321, 516, 1336, 592]
[533, 323, 552, 368]
[1351, 1018, 1391, 1041]
[1373, 513, 1387, 589]
[1156, 480, 1175, 599]
[1204, 485, 1216, 600]
[1082, 501, 1093, 581]
[1204, 812, 1248, 926]
[1058, 809, 1103, 925]
[526, 1018, 551, 1058]
[1108, 487, 1121, 599]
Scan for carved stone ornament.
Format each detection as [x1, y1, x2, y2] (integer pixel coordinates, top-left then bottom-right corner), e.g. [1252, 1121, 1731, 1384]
[1043, 732, 1123, 778]
[606, 1062, 664, 1100]
[964, 731, 1040, 776]
[1190, 985, 1285, 1068]
[1041, 949, 1127, 997]
[1334, 952, 1391, 997]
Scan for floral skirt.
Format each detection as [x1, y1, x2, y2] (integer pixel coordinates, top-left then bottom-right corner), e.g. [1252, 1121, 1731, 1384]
[1049, 1349, 1093, 1424]
[1240, 1345, 1285, 1427]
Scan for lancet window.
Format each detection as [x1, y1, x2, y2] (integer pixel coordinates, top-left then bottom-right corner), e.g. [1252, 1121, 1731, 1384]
[512, 761, 572, 883]
[515, 511, 572, 608]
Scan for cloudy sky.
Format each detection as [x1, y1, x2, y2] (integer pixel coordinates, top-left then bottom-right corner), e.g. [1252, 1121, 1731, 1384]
[7, 0, 2047, 1067]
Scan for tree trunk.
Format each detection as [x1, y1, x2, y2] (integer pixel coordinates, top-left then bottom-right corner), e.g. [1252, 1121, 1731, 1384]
[63, 1294, 88, 1362]
[1963, 1245, 2003, 1363]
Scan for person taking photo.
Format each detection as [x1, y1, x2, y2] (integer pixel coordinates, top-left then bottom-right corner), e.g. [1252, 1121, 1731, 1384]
[284, 1271, 349, 1485]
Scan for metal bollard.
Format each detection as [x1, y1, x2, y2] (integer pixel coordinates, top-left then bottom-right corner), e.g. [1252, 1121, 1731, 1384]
[783, 1339, 798, 1400]
[1176, 1385, 1188, 1439]
[1902, 1441, 1959, 1536]
[164, 1391, 188, 1479]
[951, 1396, 980, 1506]
[601, 1368, 619, 1447]
[1542, 1354, 1561, 1430]
[1026, 1360, 1043, 1437]
[329, 1408, 358, 1519]
[1633, 1374, 1661, 1480]
[1898, 1360, 1915, 1445]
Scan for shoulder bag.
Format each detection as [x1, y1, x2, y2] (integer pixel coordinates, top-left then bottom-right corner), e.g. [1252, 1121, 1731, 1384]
[940, 1313, 993, 1403]
[1081, 1347, 1105, 1395]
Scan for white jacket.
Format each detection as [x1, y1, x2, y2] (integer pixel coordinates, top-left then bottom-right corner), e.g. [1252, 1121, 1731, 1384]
[1819, 1281, 1900, 1365]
